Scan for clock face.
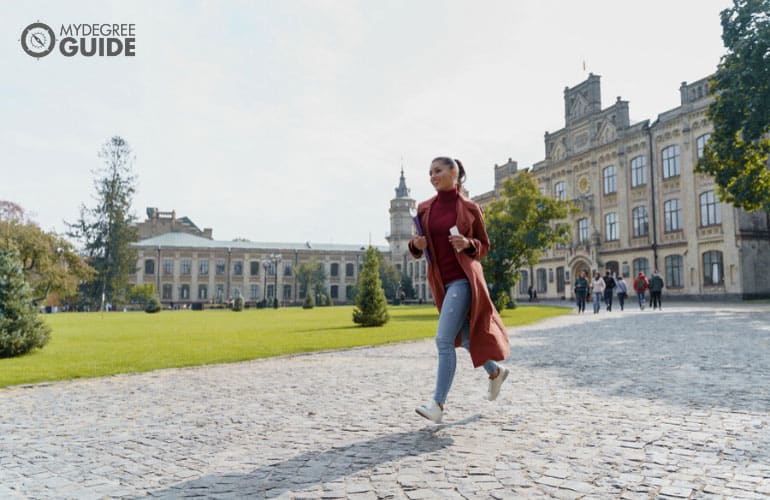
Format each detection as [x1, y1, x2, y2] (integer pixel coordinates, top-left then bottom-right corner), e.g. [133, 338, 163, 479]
[21, 22, 56, 58]
[578, 176, 590, 194]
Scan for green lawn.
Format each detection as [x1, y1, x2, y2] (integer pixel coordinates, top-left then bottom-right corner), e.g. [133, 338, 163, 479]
[0, 305, 569, 387]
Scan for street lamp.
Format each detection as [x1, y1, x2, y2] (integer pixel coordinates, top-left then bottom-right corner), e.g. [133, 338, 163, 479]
[262, 260, 269, 305]
[271, 253, 282, 308]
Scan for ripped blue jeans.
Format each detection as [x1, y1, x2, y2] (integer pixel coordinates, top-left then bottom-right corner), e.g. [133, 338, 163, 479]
[434, 279, 499, 405]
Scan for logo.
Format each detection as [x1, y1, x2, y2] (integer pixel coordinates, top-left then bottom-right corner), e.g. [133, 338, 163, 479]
[20, 22, 56, 58]
[20, 21, 136, 59]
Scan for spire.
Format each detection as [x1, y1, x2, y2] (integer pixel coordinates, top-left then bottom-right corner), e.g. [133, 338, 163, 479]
[395, 167, 410, 198]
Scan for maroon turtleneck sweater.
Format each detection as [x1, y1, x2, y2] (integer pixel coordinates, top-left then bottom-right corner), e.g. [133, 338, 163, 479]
[429, 187, 466, 284]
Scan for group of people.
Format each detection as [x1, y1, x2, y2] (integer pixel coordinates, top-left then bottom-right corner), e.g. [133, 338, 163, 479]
[573, 269, 665, 314]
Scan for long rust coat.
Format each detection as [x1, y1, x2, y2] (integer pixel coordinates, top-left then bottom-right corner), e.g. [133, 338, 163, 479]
[409, 193, 510, 367]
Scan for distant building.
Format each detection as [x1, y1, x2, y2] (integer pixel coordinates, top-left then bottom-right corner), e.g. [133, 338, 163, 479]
[474, 73, 770, 300]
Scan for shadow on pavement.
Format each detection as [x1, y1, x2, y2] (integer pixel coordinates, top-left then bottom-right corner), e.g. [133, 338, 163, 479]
[508, 308, 770, 412]
[142, 423, 460, 498]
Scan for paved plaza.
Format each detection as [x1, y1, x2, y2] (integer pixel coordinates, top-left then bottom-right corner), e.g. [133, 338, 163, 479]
[1, 303, 769, 499]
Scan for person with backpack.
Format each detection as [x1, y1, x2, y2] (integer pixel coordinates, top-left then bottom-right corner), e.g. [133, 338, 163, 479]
[649, 270, 665, 310]
[633, 272, 649, 310]
[573, 270, 588, 314]
[615, 275, 628, 311]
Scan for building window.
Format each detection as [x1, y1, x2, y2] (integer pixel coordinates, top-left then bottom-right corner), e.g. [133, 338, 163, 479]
[519, 270, 529, 295]
[421, 261, 426, 278]
[180, 284, 190, 300]
[216, 285, 224, 302]
[554, 181, 566, 201]
[181, 259, 191, 275]
[703, 251, 724, 286]
[330, 263, 339, 277]
[696, 133, 711, 159]
[665, 255, 684, 288]
[603, 165, 617, 194]
[536, 268, 547, 293]
[283, 285, 292, 301]
[604, 212, 618, 241]
[267, 284, 275, 299]
[662, 145, 680, 178]
[162, 284, 172, 300]
[215, 259, 225, 275]
[199, 259, 209, 275]
[250, 285, 260, 300]
[664, 199, 682, 232]
[632, 206, 649, 237]
[346, 263, 355, 277]
[144, 259, 155, 275]
[578, 218, 589, 244]
[700, 191, 722, 226]
[198, 285, 208, 300]
[163, 259, 173, 275]
[346, 285, 354, 300]
[268, 262, 277, 277]
[630, 155, 646, 188]
[633, 258, 649, 277]
[233, 260, 243, 276]
[330, 285, 339, 299]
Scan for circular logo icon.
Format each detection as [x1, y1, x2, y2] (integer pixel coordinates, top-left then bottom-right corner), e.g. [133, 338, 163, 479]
[21, 22, 56, 58]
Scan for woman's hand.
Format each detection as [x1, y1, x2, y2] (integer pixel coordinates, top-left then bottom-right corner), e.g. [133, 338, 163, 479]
[411, 236, 428, 250]
[449, 235, 470, 253]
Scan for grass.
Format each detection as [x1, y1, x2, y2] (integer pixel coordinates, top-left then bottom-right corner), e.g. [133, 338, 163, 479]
[0, 304, 569, 388]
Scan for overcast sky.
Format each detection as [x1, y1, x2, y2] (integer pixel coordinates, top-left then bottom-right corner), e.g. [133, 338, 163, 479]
[2, 0, 731, 246]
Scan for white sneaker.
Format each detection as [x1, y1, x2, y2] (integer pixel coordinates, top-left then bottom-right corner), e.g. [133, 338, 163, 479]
[488, 366, 510, 401]
[415, 400, 443, 423]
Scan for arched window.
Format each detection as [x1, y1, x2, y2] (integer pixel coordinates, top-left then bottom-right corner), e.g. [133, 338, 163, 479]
[632, 206, 649, 237]
[605, 212, 618, 241]
[703, 251, 724, 286]
[665, 255, 684, 288]
[144, 259, 155, 275]
[662, 145, 680, 178]
[700, 191, 722, 226]
[578, 218, 589, 243]
[180, 284, 190, 300]
[630, 155, 646, 187]
[664, 199, 682, 232]
[603, 166, 617, 194]
[554, 181, 567, 201]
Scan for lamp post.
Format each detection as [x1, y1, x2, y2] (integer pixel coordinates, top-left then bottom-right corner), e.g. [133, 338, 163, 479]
[262, 261, 269, 305]
[271, 253, 282, 308]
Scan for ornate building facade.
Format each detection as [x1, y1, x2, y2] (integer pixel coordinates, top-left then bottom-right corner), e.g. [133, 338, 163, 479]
[474, 73, 770, 300]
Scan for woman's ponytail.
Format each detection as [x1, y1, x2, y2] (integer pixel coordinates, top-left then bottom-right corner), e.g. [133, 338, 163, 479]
[454, 158, 466, 187]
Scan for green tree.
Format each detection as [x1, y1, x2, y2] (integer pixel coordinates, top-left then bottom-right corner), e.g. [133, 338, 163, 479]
[128, 284, 156, 307]
[377, 252, 402, 302]
[66, 136, 139, 308]
[0, 249, 52, 357]
[0, 201, 93, 305]
[697, 0, 770, 212]
[353, 246, 389, 326]
[483, 172, 573, 310]
[296, 259, 327, 305]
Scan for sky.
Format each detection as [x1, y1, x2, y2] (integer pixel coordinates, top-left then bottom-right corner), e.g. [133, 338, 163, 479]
[1, 0, 732, 247]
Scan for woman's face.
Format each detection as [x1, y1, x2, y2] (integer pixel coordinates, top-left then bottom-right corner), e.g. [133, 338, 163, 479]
[430, 160, 457, 192]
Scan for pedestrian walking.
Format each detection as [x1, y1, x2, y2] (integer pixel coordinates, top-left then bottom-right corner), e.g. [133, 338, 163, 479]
[633, 272, 649, 310]
[574, 271, 588, 314]
[649, 270, 665, 310]
[615, 275, 628, 311]
[603, 270, 616, 311]
[591, 271, 605, 314]
[409, 156, 511, 424]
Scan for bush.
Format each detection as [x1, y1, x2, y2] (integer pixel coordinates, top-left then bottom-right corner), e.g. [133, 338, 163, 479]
[302, 293, 315, 309]
[0, 249, 51, 357]
[145, 296, 161, 313]
[352, 246, 389, 327]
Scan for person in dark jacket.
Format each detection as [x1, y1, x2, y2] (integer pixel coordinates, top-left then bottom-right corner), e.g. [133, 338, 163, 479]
[573, 271, 588, 314]
[602, 270, 616, 311]
[649, 270, 665, 310]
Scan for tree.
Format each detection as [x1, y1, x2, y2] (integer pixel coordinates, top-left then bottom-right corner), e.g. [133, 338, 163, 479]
[353, 246, 390, 327]
[697, 0, 770, 212]
[129, 284, 156, 307]
[376, 252, 402, 302]
[0, 201, 93, 305]
[482, 172, 573, 310]
[296, 259, 327, 305]
[0, 249, 51, 357]
[66, 136, 139, 308]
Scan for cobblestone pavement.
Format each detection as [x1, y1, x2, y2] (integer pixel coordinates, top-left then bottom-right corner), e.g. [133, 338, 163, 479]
[1, 303, 769, 499]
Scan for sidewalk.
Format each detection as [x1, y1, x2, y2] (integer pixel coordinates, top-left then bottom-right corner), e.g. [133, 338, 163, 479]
[1, 304, 768, 498]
